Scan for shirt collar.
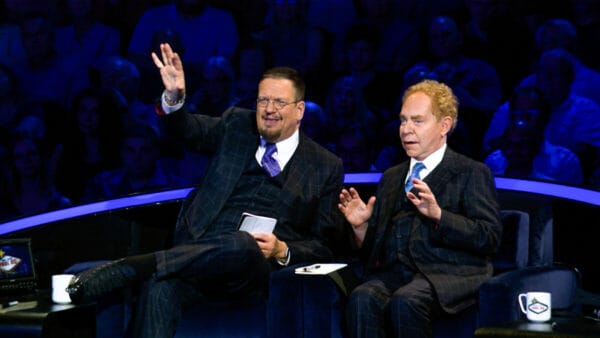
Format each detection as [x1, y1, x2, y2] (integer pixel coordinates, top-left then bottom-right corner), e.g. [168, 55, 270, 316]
[408, 143, 447, 180]
[258, 130, 300, 170]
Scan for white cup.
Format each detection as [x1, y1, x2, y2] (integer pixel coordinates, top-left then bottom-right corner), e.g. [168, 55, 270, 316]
[518, 291, 552, 322]
[52, 274, 74, 304]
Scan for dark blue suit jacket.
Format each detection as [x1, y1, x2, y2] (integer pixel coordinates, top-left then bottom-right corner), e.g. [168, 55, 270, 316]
[361, 148, 502, 313]
[162, 106, 347, 264]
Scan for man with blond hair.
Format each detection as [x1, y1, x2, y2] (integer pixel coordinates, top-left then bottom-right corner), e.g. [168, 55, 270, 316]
[339, 80, 502, 337]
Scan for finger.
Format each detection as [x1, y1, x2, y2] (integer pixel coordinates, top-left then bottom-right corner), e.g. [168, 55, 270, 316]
[366, 196, 376, 209]
[171, 52, 182, 70]
[151, 52, 164, 68]
[407, 192, 420, 203]
[160, 43, 170, 65]
[412, 179, 430, 191]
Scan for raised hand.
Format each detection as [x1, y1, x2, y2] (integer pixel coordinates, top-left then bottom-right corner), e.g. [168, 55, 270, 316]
[338, 187, 375, 228]
[151, 43, 185, 102]
[406, 178, 442, 222]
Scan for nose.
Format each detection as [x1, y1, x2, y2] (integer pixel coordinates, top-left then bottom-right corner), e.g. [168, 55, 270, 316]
[263, 100, 278, 113]
[400, 121, 413, 134]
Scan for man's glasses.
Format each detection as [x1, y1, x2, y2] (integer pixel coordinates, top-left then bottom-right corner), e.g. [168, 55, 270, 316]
[256, 97, 299, 110]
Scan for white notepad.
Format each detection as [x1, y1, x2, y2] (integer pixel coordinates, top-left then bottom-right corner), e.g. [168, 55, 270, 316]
[238, 212, 277, 234]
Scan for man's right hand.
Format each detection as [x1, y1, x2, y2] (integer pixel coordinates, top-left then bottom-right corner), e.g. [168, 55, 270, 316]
[151, 43, 186, 103]
[338, 187, 375, 228]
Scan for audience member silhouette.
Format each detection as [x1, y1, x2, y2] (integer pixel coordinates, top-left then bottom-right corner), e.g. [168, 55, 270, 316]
[188, 56, 239, 117]
[0, 135, 71, 221]
[300, 100, 328, 146]
[322, 75, 380, 156]
[0, 6, 25, 66]
[96, 56, 158, 136]
[484, 113, 583, 185]
[534, 49, 600, 164]
[0, 64, 23, 147]
[351, 0, 422, 75]
[54, 88, 123, 204]
[54, 0, 121, 101]
[337, 22, 402, 126]
[571, 0, 600, 71]
[462, 0, 535, 98]
[231, 38, 270, 109]
[483, 85, 546, 155]
[519, 18, 600, 106]
[257, 0, 330, 103]
[128, 0, 239, 89]
[209, 0, 269, 44]
[335, 125, 375, 172]
[81, 123, 187, 203]
[306, 0, 357, 75]
[11, 13, 74, 107]
[406, 15, 502, 158]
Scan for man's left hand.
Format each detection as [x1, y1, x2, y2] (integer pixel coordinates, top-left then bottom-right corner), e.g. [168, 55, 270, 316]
[251, 233, 287, 260]
[407, 178, 442, 222]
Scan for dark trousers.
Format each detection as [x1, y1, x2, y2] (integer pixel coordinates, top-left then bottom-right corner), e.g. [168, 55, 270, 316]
[346, 269, 441, 338]
[132, 231, 270, 338]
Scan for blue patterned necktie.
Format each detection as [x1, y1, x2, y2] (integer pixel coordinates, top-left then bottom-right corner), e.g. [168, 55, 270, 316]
[405, 162, 425, 193]
[261, 143, 281, 177]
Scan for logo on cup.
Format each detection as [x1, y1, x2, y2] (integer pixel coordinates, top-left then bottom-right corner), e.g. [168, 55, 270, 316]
[518, 291, 552, 322]
[528, 297, 549, 314]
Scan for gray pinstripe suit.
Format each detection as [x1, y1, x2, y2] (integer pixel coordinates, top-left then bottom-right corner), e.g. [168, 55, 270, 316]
[349, 148, 502, 337]
[134, 106, 346, 337]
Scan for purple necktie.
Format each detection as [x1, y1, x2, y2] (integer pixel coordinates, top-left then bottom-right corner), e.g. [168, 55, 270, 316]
[261, 143, 281, 177]
[405, 162, 425, 193]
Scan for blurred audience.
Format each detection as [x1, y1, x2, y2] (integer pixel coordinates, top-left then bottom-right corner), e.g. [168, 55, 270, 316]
[231, 38, 269, 109]
[334, 126, 375, 172]
[300, 100, 328, 146]
[128, 0, 239, 95]
[188, 56, 239, 116]
[485, 113, 583, 185]
[405, 15, 502, 158]
[54, 0, 121, 102]
[1, 0, 599, 217]
[0, 135, 71, 220]
[0, 64, 23, 147]
[322, 75, 380, 157]
[54, 88, 123, 203]
[571, 0, 600, 72]
[257, 0, 330, 103]
[336, 23, 402, 126]
[11, 13, 74, 107]
[351, 0, 422, 75]
[81, 123, 187, 203]
[519, 18, 600, 106]
[462, 0, 535, 98]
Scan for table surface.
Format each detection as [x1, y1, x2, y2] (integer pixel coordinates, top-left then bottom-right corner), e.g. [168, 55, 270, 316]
[0, 291, 96, 338]
[475, 316, 600, 337]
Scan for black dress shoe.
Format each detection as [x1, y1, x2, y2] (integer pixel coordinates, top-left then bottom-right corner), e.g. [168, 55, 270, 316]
[66, 258, 138, 304]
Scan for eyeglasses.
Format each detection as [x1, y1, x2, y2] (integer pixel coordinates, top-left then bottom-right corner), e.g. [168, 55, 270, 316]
[256, 97, 299, 110]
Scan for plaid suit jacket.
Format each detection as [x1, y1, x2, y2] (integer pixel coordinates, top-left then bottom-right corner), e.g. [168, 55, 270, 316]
[362, 148, 502, 314]
[161, 106, 346, 264]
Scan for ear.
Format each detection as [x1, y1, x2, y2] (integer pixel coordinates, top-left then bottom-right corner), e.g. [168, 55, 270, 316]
[440, 116, 453, 136]
[295, 100, 305, 122]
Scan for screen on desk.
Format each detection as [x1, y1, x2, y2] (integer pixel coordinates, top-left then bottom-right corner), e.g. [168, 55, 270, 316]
[0, 238, 36, 283]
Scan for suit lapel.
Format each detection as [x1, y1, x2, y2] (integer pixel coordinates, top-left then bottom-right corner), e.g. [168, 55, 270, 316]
[276, 134, 310, 212]
[422, 149, 460, 198]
